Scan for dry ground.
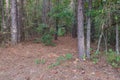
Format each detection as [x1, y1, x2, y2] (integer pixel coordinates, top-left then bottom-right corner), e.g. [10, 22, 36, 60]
[0, 36, 120, 80]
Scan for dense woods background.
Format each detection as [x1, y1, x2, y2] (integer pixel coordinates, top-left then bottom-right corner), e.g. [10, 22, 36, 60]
[0, 0, 120, 66]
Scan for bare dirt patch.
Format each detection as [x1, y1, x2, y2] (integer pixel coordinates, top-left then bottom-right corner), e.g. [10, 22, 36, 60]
[0, 36, 120, 80]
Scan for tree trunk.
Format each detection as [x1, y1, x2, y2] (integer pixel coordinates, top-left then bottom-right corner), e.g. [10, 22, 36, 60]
[5, 0, 9, 27]
[20, 0, 25, 41]
[1, 0, 6, 32]
[72, 0, 77, 38]
[77, 0, 85, 58]
[54, 0, 59, 40]
[11, 0, 18, 45]
[42, 0, 50, 25]
[54, 17, 59, 40]
[17, 0, 25, 42]
[86, 0, 92, 59]
[116, 23, 119, 54]
[0, 0, 2, 30]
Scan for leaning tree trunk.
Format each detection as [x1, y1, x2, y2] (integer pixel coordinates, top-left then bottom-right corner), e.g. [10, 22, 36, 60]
[77, 0, 85, 59]
[86, 0, 92, 59]
[11, 0, 18, 45]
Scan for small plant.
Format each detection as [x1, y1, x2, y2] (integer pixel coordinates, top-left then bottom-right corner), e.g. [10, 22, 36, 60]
[36, 23, 48, 34]
[40, 58, 46, 64]
[48, 61, 60, 68]
[35, 58, 46, 64]
[65, 53, 73, 60]
[57, 55, 66, 62]
[48, 53, 73, 68]
[106, 49, 120, 68]
[92, 58, 99, 64]
[35, 59, 40, 64]
[33, 38, 41, 43]
[41, 33, 55, 46]
[91, 53, 99, 64]
[58, 27, 66, 36]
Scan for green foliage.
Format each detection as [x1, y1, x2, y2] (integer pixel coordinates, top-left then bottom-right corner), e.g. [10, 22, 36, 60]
[65, 53, 73, 60]
[40, 58, 46, 64]
[36, 23, 48, 34]
[41, 33, 55, 46]
[48, 53, 73, 68]
[35, 58, 46, 64]
[57, 55, 66, 62]
[33, 38, 41, 43]
[91, 53, 99, 64]
[34, 23, 55, 46]
[35, 59, 40, 64]
[49, 0, 73, 34]
[48, 61, 60, 68]
[58, 27, 66, 36]
[106, 49, 120, 68]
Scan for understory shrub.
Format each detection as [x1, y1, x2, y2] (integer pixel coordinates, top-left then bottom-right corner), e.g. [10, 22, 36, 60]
[106, 49, 120, 68]
[41, 33, 55, 46]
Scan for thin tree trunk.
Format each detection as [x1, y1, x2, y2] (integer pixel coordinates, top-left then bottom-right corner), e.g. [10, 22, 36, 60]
[72, 0, 77, 38]
[16, 0, 25, 42]
[42, 0, 48, 25]
[20, 0, 25, 41]
[1, 0, 6, 32]
[116, 23, 119, 54]
[54, 0, 59, 40]
[86, 0, 92, 59]
[96, 24, 104, 54]
[11, 0, 18, 45]
[5, 0, 9, 24]
[16, 0, 20, 42]
[0, 0, 2, 30]
[54, 17, 59, 40]
[77, 0, 85, 59]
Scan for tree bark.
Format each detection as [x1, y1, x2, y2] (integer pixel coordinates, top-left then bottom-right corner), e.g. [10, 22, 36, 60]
[72, 0, 77, 38]
[86, 0, 92, 59]
[17, 0, 25, 42]
[0, 0, 2, 30]
[1, 0, 7, 32]
[77, 0, 85, 58]
[11, 0, 18, 45]
[42, 0, 50, 25]
[116, 23, 119, 54]
[54, 0, 59, 40]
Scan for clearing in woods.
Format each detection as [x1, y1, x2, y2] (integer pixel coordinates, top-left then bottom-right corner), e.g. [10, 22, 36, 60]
[0, 36, 120, 80]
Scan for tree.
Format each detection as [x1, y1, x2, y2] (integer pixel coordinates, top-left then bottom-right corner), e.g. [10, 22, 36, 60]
[1, 0, 6, 33]
[72, 0, 77, 38]
[86, 0, 92, 58]
[17, 0, 25, 42]
[77, 0, 85, 59]
[42, 0, 51, 25]
[115, 16, 119, 54]
[11, 0, 18, 45]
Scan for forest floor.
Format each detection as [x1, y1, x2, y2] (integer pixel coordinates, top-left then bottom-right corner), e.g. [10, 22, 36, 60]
[0, 36, 120, 80]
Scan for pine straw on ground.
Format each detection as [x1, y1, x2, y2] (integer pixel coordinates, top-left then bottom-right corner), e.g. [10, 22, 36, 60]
[0, 36, 120, 80]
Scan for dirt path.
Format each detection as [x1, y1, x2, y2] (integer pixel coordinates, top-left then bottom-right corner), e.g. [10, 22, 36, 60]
[0, 36, 120, 80]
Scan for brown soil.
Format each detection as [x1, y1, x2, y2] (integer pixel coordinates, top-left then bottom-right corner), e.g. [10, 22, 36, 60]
[0, 36, 120, 80]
